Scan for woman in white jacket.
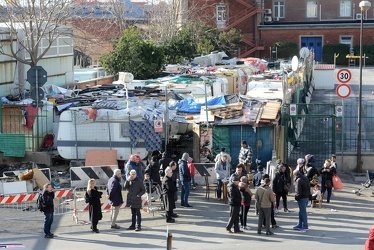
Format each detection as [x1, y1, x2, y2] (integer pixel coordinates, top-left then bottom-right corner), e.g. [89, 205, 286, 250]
[215, 155, 231, 201]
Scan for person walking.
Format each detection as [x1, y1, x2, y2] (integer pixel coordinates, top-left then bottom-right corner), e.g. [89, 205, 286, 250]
[42, 183, 55, 238]
[215, 154, 231, 201]
[179, 152, 192, 208]
[320, 159, 336, 203]
[86, 179, 103, 233]
[272, 164, 291, 212]
[238, 140, 252, 172]
[293, 169, 311, 231]
[225, 176, 243, 233]
[106, 169, 123, 229]
[162, 167, 177, 223]
[124, 169, 146, 231]
[255, 178, 275, 235]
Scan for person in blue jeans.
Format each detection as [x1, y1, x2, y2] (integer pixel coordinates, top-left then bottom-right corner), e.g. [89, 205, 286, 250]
[42, 183, 55, 238]
[215, 155, 231, 201]
[293, 170, 311, 231]
[179, 152, 192, 208]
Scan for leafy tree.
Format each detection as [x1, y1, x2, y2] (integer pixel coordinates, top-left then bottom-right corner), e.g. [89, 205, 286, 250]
[99, 27, 165, 79]
[274, 42, 298, 59]
[163, 29, 196, 64]
[217, 28, 242, 57]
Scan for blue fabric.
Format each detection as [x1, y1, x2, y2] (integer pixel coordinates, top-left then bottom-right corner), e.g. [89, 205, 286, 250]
[181, 182, 191, 206]
[44, 212, 54, 236]
[129, 120, 162, 151]
[170, 96, 226, 113]
[297, 198, 309, 228]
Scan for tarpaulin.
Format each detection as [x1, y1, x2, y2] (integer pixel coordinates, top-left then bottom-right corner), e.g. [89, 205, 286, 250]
[170, 96, 226, 113]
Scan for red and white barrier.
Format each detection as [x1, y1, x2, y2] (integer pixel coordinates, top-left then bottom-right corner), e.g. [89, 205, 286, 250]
[80, 202, 128, 211]
[0, 189, 72, 204]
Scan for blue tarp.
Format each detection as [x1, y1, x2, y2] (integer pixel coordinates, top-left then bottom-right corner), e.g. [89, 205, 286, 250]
[170, 96, 226, 113]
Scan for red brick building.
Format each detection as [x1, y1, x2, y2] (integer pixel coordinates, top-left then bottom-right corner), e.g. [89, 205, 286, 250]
[189, 0, 374, 61]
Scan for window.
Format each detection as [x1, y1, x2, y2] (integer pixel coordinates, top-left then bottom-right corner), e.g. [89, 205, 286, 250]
[216, 5, 226, 28]
[307, 1, 317, 18]
[340, 36, 352, 47]
[340, 0, 351, 17]
[274, 1, 285, 18]
[216, 5, 226, 21]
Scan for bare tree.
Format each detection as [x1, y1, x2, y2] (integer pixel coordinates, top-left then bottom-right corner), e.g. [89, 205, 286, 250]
[143, 0, 215, 44]
[0, 0, 74, 67]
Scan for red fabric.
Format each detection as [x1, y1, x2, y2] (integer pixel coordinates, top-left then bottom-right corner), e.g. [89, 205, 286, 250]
[24, 105, 38, 129]
[365, 228, 374, 250]
[332, 175, 343, 190]
[188, 162, 195, 176]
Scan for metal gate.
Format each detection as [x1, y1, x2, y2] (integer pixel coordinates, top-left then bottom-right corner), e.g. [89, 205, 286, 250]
[283, 103, 336, 168]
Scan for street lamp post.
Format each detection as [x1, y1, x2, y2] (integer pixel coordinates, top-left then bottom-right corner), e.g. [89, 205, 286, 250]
[357, 0, 371, 173]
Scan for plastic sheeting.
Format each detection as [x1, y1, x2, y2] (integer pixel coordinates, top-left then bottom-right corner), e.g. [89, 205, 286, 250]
[169, 96, 226, 113]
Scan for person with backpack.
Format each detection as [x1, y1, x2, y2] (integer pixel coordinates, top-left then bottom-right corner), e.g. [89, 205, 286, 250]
[41, 183, 55, 238]
[86, 179, 103, 233]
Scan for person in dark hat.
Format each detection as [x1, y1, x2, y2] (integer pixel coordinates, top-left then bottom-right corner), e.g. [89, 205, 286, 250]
[331, 155, 338, 170]
[225, 175, 242, 233]
[253, 165, 264, 189]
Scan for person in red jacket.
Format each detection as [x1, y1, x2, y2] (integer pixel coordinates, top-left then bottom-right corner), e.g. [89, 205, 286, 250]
[188, 157, 197, 189]
[366, 228, 374, 250]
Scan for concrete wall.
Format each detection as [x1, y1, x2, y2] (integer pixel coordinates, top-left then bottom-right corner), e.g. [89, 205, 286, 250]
[337, 153, 374, 172]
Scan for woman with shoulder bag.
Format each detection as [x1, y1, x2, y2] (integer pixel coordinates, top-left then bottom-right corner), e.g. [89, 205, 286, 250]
[319, 159, 336, 203]
[272, 164, 291, 212]
[86, 179, 103, 233]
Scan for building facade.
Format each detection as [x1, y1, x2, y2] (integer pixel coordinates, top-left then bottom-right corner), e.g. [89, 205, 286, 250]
[189, 0, 374, 61]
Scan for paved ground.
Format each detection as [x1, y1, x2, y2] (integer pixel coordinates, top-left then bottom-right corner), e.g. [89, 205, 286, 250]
[1, 172, 373, 250]
[2, 67, 374, 249]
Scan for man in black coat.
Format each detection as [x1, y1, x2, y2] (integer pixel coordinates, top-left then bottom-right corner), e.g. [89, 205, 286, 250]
[225, 176, 243, 233]
[145, 156, 161, 184]
[162, 167, 177, 223]
[42, 183, 55, 238]
[159, 152, 172, 177]
[106, 169, 123, 229]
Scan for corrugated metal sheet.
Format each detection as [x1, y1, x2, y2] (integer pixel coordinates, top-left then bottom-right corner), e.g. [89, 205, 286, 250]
[0, 134, 26, 157]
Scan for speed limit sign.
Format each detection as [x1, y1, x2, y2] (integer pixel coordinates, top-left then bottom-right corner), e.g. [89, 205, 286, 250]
[337, 68, 352, 83]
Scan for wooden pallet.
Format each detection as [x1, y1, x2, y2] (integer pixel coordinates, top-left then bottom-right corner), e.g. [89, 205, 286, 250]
[211, 109, 243, 119]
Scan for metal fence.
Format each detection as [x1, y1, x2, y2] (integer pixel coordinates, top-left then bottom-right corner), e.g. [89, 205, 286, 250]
[336, 100, 374, 153]
[0, 189, 73, 221]
[0, 100, 52, 152]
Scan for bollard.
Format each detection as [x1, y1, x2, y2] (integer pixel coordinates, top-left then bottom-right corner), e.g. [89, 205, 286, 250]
[166, 232, 172, 250]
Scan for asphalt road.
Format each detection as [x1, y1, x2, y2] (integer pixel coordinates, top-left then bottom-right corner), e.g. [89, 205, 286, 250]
[0, 172, 373, 250]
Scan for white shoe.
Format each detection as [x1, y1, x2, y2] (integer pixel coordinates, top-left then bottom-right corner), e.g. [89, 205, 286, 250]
[274, 208, 279, 214]
[243, 226, 251, 230]
[307, 201, 311, 207]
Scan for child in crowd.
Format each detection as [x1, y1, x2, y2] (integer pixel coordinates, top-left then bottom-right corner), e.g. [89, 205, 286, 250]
[188, 157, 197, 189]
[311, 184, 321, 201]
[239, 176, 253, 230]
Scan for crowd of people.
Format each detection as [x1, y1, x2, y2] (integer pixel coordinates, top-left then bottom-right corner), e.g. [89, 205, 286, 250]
[39, 144, 345, 239]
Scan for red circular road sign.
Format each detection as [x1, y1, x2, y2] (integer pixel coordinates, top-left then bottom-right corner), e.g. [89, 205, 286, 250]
[336, 83, 351, 98]
[337, 68, 352, 83]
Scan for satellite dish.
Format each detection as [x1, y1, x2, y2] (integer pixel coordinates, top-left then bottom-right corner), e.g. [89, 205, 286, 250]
[291, 56, 299, 72]
[299, 47, 310, 59]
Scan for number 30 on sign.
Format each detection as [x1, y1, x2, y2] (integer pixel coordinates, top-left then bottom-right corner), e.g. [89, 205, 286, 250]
[337, 68, 352, 84]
